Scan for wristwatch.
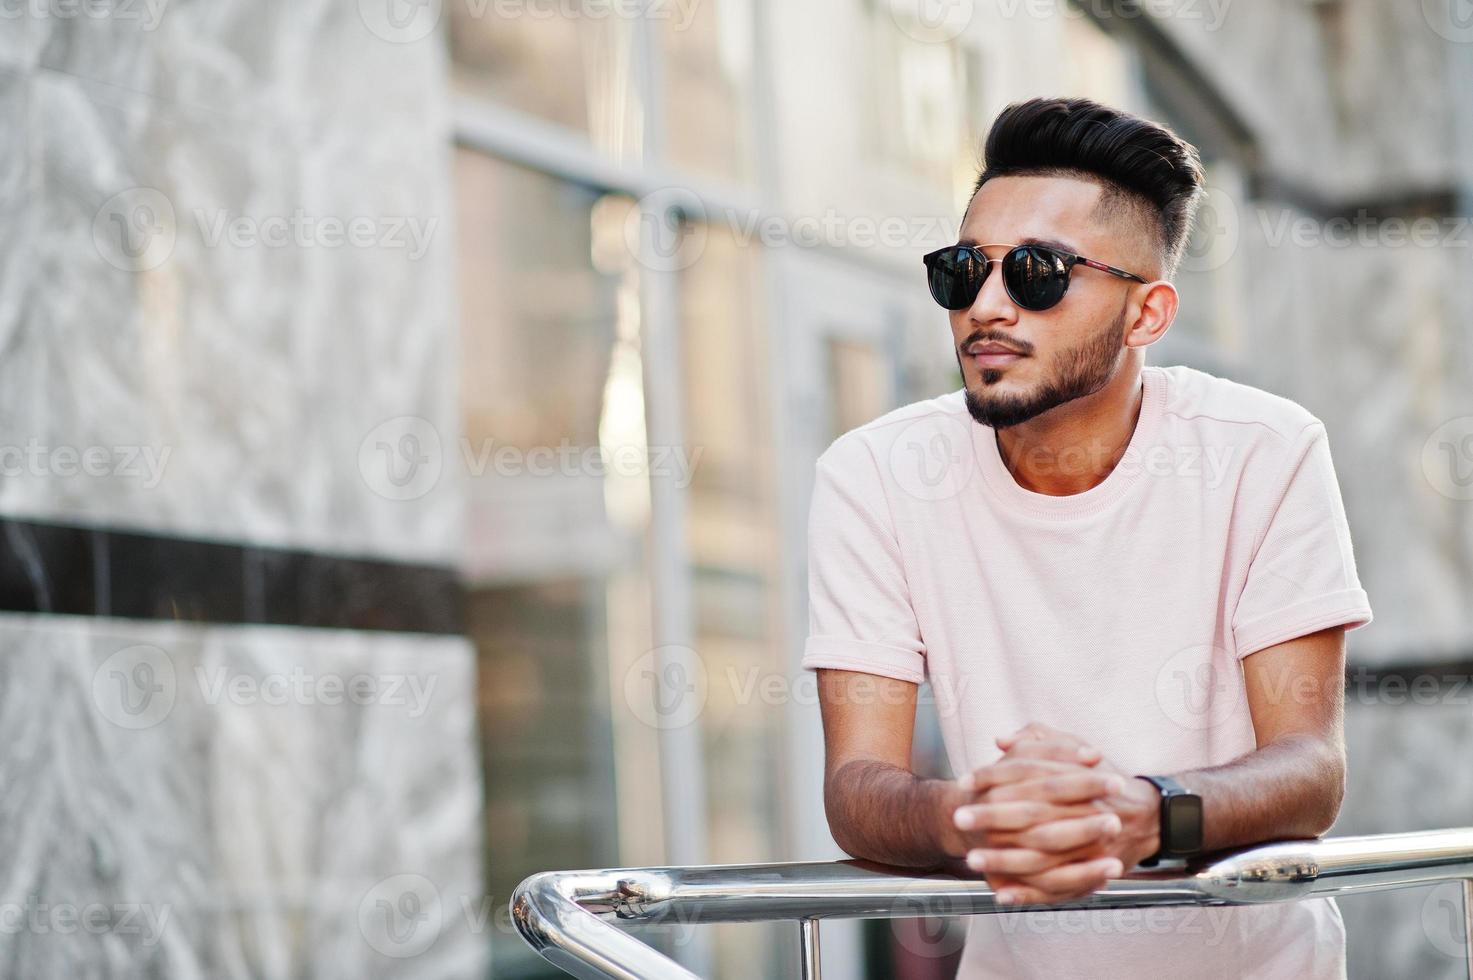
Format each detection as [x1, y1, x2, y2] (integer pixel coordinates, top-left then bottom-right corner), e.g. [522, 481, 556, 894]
[1135, 775, 1203, 865]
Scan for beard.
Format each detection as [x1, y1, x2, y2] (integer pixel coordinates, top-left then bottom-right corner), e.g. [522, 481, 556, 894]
[961, 309, 1128, 429]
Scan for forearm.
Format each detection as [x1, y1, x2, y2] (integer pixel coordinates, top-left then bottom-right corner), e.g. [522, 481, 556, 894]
[1174, 733, 1346, 851]
[825, 759, 968, 868]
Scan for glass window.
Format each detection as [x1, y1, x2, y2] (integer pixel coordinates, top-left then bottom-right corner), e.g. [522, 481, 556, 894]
[450, 7, 644, 162]
[828, 338, 894, 435]
[676, 222, 788, 976]
[469, 582, 618, 977]
[661, 0, 756, 182]
[455, 149, 668, 974]
[865, 0, 985, 197]
[457, 151, 618, 453]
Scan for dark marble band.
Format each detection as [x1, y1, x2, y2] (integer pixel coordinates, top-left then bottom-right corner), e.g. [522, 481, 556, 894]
[0, 519, 462, 635]
[1344, 662, 1473, 704]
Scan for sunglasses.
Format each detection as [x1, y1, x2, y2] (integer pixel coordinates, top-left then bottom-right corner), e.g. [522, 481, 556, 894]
[922, 243, 1148, 312]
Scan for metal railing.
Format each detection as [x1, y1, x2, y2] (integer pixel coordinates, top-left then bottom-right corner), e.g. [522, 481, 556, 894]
[511, 828, 1473, 979]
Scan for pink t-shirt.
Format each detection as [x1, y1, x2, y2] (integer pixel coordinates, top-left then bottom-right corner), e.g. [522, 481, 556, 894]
[803, 364, 1373, 980]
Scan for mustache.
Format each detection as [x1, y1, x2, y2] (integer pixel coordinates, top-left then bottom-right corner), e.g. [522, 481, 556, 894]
[960, 330, 1034, 357]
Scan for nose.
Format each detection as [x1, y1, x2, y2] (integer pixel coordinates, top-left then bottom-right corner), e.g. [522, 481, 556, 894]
[960, 254, 1019, 331]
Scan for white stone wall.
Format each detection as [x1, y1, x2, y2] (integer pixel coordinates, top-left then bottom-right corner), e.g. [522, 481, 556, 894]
[0, 615, 484, 978]
[0, 3, 485, 977]
[0, 0, 462, 563]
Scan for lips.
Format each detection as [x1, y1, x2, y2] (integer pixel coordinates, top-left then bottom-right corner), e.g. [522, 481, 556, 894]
[967, 342, 1026, 368]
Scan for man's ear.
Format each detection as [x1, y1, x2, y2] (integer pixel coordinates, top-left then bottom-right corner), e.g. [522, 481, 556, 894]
[1125, 280, 1178, 349]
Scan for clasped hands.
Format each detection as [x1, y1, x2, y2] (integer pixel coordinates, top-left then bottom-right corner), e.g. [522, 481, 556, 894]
[947, 722, 1162, 907]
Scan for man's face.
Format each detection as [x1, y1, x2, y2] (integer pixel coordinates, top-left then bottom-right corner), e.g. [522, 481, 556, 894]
[952, 175, 1150, 429]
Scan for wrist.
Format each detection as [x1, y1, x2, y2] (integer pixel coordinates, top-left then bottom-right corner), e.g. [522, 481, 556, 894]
[929, 779, 973, 859]
[1124, 776, 1163, 863]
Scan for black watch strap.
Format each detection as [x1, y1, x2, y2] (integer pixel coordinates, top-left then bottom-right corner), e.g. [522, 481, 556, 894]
[1138, 774, 1187, 798]
[1135, 775, 1201, 865]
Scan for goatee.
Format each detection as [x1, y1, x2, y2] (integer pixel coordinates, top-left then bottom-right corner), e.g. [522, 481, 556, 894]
[962, 311, 1127, 429]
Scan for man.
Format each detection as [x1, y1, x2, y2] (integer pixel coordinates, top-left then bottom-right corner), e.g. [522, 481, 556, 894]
[803, 97, 1373, 978]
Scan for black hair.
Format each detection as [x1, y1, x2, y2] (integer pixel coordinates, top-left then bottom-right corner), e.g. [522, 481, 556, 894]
[972, 97, 1205, 278]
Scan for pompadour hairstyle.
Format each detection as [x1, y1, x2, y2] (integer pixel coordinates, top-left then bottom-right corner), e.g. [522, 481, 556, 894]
[973, 97, 1205, 278]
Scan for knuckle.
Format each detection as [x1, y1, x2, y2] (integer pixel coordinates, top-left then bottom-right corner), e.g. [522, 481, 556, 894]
[996, 854, 1030, 873]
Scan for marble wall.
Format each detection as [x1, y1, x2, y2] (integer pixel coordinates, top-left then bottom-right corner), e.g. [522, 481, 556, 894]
[0, 615, 484, 978]
[1155, 0, 1459, 199]
[1, 0, 462, 563]
[0, 3, 485, 978]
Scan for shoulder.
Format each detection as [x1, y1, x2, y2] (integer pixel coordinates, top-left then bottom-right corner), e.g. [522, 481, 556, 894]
[816, 389, 972, 476]
[1153, 364, 1324, 447]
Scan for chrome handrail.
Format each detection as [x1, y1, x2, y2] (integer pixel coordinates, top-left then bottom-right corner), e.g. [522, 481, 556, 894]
[512, 828, 1473, 979]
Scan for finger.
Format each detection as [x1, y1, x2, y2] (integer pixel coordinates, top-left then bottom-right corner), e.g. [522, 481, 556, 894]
[957, 758, 1097, 793]
[985, 771, 1126, 805]
[996, 723, 1076, 749]
[994, 857, 1124, 906]
[1016, 813, 1122, 853]
[996, 723, 1051, 747]
[1022, 856, 1125, 896]
[966, 844, 1095, 876]
[953, 800, 1105, 832]
[998, 738, 1101, 766]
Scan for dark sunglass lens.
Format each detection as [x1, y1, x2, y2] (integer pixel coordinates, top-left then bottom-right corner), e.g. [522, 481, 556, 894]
[1003, 246, 1070, 310]
[927, 247, 985, 310]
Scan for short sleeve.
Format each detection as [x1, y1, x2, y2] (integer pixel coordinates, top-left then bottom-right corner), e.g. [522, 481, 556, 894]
[801, 442, 926, 684]
[1232, 423, 1373, 659]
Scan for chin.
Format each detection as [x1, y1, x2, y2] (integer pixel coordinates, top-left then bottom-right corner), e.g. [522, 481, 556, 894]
[963, 379, 1050, 430]
[971, 365, 1026, 389]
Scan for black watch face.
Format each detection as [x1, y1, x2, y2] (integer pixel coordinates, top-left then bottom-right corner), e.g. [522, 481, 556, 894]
[1164, 793, 1204, 853]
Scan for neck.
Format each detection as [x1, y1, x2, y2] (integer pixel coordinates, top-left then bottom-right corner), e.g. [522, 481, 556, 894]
[993, 353, 1145, 496]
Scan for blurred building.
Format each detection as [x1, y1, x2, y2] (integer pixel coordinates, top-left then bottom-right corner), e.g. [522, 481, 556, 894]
[1, 1, 1471, 979]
